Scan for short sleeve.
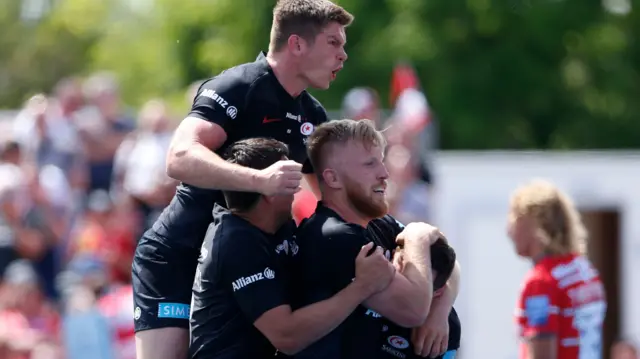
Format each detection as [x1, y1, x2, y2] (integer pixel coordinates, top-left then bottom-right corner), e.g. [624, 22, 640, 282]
[219, 230, 288, 323]
[188, 76, 248, 131]
[367, 215, 405, 250]
[516, 277, 561, 338]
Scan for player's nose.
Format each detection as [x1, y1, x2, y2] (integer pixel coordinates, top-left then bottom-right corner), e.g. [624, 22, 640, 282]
[337, 49, 347, 62]
[377, 163, 390, 180]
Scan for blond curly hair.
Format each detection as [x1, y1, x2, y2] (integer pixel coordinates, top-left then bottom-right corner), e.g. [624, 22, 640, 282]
[509, 179, 587, 255]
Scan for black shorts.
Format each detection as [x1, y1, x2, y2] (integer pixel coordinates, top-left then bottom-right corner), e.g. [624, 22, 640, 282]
[132, 232, 200, 332]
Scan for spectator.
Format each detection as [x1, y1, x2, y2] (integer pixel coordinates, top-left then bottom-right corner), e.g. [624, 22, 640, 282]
[112, 99, 177, 231]
[77, 72, 136, 191]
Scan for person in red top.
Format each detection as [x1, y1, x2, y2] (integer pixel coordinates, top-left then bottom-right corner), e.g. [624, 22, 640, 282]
[507, 179, 607, 359]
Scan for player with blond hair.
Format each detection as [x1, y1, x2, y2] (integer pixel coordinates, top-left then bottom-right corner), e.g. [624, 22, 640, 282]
[508, 180, 606, 359]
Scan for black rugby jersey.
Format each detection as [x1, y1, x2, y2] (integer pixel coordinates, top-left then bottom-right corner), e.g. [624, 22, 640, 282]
[190, 204, 298, 359]
[150, 52, 328, 249]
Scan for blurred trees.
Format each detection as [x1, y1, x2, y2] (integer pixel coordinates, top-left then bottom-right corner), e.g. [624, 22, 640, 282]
[0, 0, 637, 149]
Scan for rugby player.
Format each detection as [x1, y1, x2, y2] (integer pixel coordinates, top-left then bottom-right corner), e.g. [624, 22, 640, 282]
[131, 1, 353, 358]
[370, 218, 461, 359]
[190, 138, 395, 359]
[508, 180, 606, 359]
[290, 119, 461, 358]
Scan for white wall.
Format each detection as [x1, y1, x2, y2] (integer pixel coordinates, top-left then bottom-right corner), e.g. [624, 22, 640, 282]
[433, 151, 640, 359]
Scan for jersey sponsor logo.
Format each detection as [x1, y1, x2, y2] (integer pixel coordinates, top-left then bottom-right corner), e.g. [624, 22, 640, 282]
[285, 112, 301, 121]
[232, 267, 275, 291]
[200, 89, 229, 109]
[263, 117, 281, 124]
[157, 302, 190, 319]
[525, 295, 551, 326]
[300, 122, 314, 135]
[226, 106, 238, 119]
[381, 345, 406, 358]
[365, 309, 382, 318]
[387, 335, 410, 350]
[275, 239, 299, 256]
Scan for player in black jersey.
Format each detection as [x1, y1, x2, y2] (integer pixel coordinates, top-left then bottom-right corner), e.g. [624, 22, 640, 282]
[131, 1, 354, 358]
[289, 119, 461, 358]
[368, 217, 461, 359]
[190, 138, 394, 359]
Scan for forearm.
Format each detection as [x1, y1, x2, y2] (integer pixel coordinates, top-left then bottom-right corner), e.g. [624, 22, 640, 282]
[281, 282, 369, 354]
[166, 142, 261, 190]
[365, 262, 433, 327]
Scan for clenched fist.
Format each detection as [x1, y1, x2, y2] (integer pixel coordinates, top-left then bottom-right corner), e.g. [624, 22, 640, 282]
[257, 160, 303, 196]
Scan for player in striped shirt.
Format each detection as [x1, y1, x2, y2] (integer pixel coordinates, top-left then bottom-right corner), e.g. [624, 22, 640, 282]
[507, 180, 606, 359]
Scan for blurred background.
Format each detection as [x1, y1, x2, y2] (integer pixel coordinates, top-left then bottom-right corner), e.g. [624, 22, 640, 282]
[0, 0, 639, 358]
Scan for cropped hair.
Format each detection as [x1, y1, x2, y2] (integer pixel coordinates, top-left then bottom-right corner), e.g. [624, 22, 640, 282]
[306, 118, 386, 175]
[222, 138, 289, 212]
[270, 0, 353, 52]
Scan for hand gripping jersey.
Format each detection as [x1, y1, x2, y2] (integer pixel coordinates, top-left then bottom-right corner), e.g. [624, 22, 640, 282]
[515, 254, 606, 359]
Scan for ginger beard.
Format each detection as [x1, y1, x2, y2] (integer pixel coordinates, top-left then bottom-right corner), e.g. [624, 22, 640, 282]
[343, 175, 388, 220]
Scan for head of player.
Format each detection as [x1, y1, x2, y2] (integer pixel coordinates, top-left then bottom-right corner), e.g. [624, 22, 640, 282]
[307, 119, 389, 227]
[267, 0, 353, 93]
[507, 179, 587, 261]
[222, 138, 294, 232]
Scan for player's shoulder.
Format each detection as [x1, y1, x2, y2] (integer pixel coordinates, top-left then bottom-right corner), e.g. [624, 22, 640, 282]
[296, 206, 363, 244]
[520, 266, 558, 298]
[207, 207, 265, 249]
[369, 214, 404, 232]
[199, 58, 270, 96]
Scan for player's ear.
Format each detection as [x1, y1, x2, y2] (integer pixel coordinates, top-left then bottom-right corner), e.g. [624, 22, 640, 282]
[321, 168, 342, 190]
[287, 35, 305, 56]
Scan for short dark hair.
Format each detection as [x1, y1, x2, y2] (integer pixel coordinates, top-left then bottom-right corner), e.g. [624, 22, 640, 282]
[307, 119, 386, 176]
[270, 0, 354, 52]
[431, 239, 456, 291]
[222, 138, 289, 212]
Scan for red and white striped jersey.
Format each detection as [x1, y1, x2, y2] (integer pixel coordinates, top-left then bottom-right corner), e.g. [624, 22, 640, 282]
[515, 254, 606, 359]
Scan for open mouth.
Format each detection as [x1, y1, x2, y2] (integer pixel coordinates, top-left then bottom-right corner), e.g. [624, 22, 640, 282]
[331, 67, 342, 79]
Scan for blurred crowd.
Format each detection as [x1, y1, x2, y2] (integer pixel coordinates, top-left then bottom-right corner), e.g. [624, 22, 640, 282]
[0, 72, 177, 359]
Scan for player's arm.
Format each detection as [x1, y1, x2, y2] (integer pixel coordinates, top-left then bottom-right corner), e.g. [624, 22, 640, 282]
[166, 78, 301, 194]
[223, 234, 383, 356]
[517, 278, 561, 359]
[325, 227, 433, 328]
[166, 77, 259, 189]
[525, 337, 557, 359]
[377, 216, 460, 311]
[363, 251, 432, 327]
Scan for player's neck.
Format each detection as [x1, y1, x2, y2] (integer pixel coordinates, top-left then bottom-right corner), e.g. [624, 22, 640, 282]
[266, 52, 306, 97]
[323, 196, 371, 228]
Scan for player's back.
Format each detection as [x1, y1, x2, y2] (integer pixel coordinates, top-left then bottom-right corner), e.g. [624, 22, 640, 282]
[516, 254, 606, 359]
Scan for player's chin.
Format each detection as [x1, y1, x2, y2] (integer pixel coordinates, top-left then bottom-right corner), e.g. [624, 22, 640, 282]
[309, 79, 331, 90]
